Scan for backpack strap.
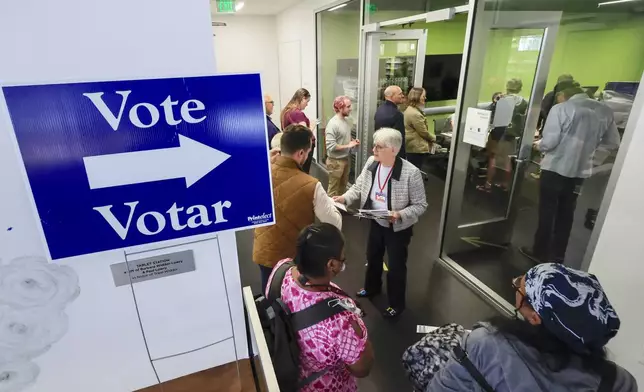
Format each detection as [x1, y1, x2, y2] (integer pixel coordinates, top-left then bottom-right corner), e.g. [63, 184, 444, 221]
[597, 361, 617, 392]
[453, 344, 495, 392]
[291, 297, 348, 331]
[293, 297, 350, 389]
[298, 369, 329, 389]
[267, 262, 295, 301]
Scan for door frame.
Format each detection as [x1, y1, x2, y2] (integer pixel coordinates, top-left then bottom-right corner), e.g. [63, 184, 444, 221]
[437, 3, 564, 314]
[442, 11, 562, 254]
[356, 29, 427, 172]
[355, 7, 463, 177]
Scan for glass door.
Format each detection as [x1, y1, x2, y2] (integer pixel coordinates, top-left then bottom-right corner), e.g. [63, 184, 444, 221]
[356, 29, 426, 173]
[440, 10, 563, 308]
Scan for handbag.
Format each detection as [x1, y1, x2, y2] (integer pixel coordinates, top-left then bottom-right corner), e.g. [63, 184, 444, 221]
[402, 323, 467, 391]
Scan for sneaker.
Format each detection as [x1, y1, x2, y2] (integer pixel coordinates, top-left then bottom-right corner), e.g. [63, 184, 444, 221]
[382, 307, 403, 319]
[356, 289, 379, 298]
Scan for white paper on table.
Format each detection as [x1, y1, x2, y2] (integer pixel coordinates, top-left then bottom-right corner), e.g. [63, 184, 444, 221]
[334, 202, 347, 212]
[463, 108, 492, 148]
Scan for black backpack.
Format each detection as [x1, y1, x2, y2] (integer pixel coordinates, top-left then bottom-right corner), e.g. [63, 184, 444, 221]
[254, 262, 348, 391]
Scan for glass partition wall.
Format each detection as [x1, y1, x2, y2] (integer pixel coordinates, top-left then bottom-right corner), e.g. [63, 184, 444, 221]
[315, 0, 361, 178]
[440, 0, 644, 311]
[316, 0, 643, 314]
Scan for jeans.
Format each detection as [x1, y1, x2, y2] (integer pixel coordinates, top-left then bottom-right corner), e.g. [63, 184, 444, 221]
[533, 170, 583, 261]
[259, 265, 273, 294]
[365, 220, 413, 310]
[326, 157, 350, 197]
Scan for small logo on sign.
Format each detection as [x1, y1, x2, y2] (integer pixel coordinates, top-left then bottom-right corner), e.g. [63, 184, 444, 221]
[247, 213, 272, 225]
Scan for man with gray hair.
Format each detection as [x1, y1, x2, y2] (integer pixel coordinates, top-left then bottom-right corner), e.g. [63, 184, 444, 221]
[334, 127, 427, 318]
[521, 83, 620, 264]
[375, 85, 406, 158]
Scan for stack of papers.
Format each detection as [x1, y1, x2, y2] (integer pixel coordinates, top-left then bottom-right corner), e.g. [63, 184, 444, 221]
[356, 209, 391, 220]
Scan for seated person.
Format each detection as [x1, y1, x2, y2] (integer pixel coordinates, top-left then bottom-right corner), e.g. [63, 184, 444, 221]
[266, 223, 374, 392]
[427, 263, 636, 392]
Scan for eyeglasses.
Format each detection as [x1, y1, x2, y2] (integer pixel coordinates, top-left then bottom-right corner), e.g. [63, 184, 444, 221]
[373, 144, 387, 151]
[512, 275, 527, 308]
[265, 101, 274, 105]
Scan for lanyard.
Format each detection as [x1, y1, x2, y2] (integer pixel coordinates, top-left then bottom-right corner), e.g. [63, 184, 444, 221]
[377, 164, 393, 193]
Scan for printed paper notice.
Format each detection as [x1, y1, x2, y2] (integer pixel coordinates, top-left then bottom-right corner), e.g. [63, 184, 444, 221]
[111, 250, 195, 287]
[463, 107, 491, 148]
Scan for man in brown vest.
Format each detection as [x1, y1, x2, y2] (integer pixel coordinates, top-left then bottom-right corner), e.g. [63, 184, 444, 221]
[254, 124, 342, 291]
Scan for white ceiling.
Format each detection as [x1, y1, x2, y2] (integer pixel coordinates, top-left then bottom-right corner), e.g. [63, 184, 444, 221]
[210, 0, 304, 16]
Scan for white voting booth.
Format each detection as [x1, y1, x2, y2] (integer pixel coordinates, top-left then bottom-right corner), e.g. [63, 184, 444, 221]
[0, 1, 275, 391]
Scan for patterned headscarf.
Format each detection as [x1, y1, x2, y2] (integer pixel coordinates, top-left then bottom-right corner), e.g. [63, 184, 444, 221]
[524, 263, 620, 354]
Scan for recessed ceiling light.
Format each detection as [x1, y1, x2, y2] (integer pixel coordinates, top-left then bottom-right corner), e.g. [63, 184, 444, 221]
[235, 1, 245, 11]
[328, 3, 348, 11]
[598, 0, 638, 7]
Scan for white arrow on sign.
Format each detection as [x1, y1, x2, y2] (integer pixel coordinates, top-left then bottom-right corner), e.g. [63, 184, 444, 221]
[83, 134, 230, 189]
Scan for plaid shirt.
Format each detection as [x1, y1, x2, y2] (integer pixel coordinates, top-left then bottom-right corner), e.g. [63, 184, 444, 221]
[342, 156, 427, 231]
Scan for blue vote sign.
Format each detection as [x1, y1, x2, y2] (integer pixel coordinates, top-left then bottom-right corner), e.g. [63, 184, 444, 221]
[3, 74, 274, 259]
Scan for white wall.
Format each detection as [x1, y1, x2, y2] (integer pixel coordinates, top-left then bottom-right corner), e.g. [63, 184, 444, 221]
[276, 0, 341, 126]
[0, 1, 249, 390]
[588, 73, 644, 385]
[213, 15, 281, 117]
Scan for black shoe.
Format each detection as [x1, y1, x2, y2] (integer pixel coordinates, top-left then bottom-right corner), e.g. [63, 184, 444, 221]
[519, 246, 546, 264]
[383, 307, 403, 319]
[356, 289, 379, 298]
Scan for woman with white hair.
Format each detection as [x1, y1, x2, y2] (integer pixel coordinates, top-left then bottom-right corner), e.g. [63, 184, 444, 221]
[334, 128, 427, 318]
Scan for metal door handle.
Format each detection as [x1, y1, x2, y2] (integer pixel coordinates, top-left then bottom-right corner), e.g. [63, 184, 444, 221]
[509, 154, 524, 163]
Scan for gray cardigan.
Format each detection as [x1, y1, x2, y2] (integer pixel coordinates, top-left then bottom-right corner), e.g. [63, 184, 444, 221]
[342, 156, 427, 231]
[427, 325, 637, 392]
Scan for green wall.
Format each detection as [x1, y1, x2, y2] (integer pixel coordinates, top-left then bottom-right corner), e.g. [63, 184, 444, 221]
[479, 29, 543, 102]
[319, 12, 644, 134]
[319, 12, 361, 124]
[547, 17, 644, 92]
[413, 13, 644, 101]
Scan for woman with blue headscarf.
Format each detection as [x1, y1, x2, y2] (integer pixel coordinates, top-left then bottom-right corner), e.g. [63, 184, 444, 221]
[427, 263, 637, 392]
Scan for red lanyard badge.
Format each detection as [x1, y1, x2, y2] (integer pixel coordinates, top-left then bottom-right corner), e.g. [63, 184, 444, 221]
[377, 164, 393, 193]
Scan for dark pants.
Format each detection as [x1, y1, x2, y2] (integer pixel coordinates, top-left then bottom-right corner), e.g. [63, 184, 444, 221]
[302, 145, 315, 174]
[365, 221, 413, 310]
[533, 170, 583, 261]
[407, 153, 425, 170]
[259, 265, 273, 294]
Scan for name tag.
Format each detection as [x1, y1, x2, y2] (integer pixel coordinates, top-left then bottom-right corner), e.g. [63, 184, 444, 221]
[375, 191, 386, 203]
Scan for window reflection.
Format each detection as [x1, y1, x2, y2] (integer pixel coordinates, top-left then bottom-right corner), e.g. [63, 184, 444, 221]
[316, 0, 361, 179]
[441, 3, 644, 305]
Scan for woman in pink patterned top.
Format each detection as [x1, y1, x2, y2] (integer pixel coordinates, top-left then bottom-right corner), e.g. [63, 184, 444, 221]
[266, 223, 374, 391]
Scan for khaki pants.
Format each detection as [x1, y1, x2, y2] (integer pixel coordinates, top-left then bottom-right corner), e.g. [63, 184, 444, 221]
[326, 157, 350, 197]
